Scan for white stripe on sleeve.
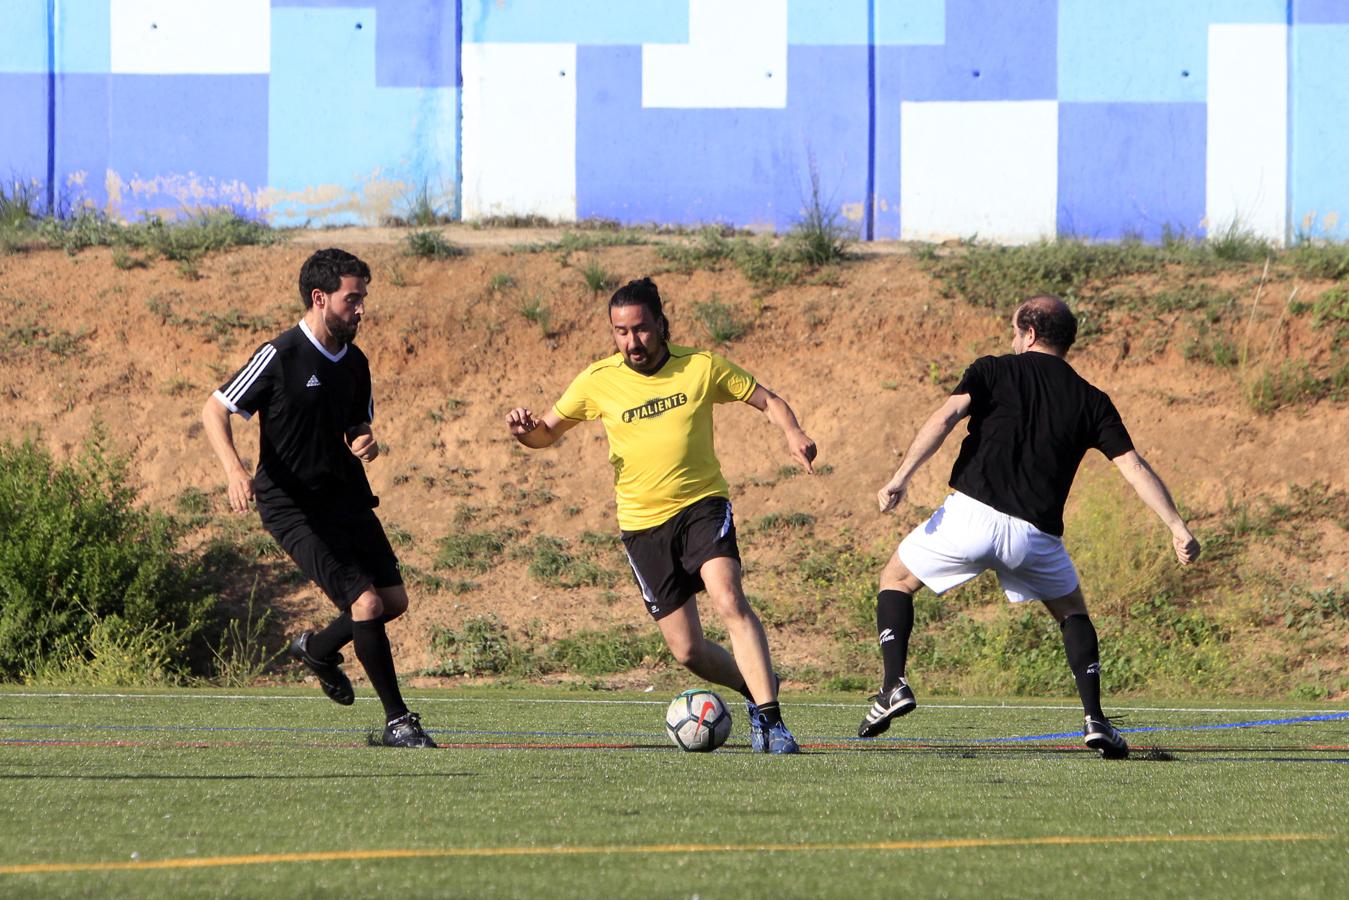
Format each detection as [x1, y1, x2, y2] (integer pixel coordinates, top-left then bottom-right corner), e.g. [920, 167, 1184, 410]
[211, 389, 251, 420]
[222, 344, 276, 407]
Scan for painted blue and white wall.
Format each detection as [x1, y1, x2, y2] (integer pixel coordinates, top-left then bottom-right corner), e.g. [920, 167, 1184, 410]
[2, 1, 1347, 242]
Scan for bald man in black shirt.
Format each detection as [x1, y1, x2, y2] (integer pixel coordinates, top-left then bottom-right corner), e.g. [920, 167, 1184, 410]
[859, 295, 1200, 758]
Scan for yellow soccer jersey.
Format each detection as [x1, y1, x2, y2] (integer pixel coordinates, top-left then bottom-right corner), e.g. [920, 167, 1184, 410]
[553, 345, 757, 531]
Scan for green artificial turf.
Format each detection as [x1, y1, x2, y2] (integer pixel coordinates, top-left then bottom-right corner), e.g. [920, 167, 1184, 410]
[0, 688, 1345, 898]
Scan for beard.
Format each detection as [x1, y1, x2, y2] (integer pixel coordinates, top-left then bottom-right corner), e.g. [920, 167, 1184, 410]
[325, 309, 359, 345]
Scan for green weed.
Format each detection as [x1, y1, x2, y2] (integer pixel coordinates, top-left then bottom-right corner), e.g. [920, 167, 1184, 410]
[1245, 361, 1337, 413]
[581, 259, 616, 294]
[209, 581, 284, 686]
[545, 625, 668, 675]
[403, 229, 465, 259]
[424, 616, 521, 676]
[519, 295, 553, 336]
[693, 297, 747, 343]
[752, 511, 816, 534]
[435, 529, 513, 574]
[522, 536, 618, 589]
[786, 169, 854, 266]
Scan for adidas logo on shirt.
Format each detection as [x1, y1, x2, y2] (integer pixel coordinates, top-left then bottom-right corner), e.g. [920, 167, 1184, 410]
[306, 374, 321, 388]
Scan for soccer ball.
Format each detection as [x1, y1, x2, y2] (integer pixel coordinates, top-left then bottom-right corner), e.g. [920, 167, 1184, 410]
[665, 689, 732, 752]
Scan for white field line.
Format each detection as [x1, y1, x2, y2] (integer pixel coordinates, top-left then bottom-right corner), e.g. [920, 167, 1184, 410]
[1, 691, 1344, 716]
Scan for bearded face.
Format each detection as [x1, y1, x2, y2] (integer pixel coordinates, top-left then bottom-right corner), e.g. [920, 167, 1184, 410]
[324, 304, 359, 345]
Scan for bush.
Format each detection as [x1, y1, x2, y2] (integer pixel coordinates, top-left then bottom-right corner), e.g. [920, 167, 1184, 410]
[0, 437, 214, 681]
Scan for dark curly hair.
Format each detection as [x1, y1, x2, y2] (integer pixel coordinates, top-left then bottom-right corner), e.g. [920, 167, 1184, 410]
[608, 277, 670, 340]
[1015, 294, 1077, 351]
[299, 248, 371, 309]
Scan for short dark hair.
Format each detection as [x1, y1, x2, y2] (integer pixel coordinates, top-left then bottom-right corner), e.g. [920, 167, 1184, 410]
[609, 277, 669, 340]
[1015, 294, 1077, 351]
[299, 248, 371, 309]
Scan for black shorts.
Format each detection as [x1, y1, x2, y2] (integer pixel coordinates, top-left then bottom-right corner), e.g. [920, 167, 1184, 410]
[620, 496, 740, 620]
[259, 502, 402, 610]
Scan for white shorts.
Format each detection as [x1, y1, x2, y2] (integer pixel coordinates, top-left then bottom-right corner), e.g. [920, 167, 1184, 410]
[897, 492, 1080, 603]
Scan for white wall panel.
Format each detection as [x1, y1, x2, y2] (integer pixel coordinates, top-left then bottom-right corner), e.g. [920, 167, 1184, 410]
[901, 101, 1059, 244]
[110, 0, 270, 74]
[642, 0, 787, 108]
[462, 42, 577, 221]
[1207, 23, 1288, 244]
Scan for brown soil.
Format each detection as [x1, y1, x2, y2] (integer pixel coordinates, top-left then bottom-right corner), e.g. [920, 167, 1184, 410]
[1, 237, 1344, 685]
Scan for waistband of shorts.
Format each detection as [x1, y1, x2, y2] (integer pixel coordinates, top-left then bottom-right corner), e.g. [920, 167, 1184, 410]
[946, 491, 1055, 536]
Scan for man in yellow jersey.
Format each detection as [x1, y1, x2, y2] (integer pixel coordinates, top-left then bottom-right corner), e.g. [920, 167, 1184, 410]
[506, 278, 817, 754]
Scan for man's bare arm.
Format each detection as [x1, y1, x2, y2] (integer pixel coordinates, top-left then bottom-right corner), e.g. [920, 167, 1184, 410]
[506, 407, 580, 449]
[744, 385, 817, 473]
[877, 394, 972, 512]
[201, 397, 255, 513]
[1112, 450, 1201, 564]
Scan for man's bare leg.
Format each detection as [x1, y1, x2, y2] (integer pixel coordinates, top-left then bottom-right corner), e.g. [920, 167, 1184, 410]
[655, 600, 751, 694]
[699, 556, 775, 705]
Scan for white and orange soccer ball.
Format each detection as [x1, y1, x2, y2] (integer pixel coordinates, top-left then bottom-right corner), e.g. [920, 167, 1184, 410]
[664, 688, 732, 752]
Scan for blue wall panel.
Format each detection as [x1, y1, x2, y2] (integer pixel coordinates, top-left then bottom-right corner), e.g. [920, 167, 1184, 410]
[576, 45, 869, 232]
[1291, 24, 1349, 238]
[1058, 102, 1206, 241]
[1294, 0, 1349, 24]
[0, 75, 50, 185]
[898, 0, 1057, 101]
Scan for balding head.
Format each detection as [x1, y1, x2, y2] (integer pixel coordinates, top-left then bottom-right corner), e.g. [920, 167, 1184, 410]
[1012, 294, 1077, 355]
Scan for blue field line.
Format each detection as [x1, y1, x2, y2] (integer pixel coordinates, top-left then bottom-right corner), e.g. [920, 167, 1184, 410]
[978, 711, 1349, 744]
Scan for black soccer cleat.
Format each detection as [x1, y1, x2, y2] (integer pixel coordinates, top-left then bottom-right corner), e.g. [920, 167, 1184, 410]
[289, 632, 355, 706]
[858, 679, 918, 738]
[1084, 715, 1129, 760]
[382, 711, 437, 748]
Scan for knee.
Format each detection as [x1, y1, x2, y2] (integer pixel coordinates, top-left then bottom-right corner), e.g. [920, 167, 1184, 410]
[666, 636, 701, 668]
[880, 553, 921, 593]
[708, 590, 753, 627]
[379, 588, 408, 621]
[350, 591, 384, 621]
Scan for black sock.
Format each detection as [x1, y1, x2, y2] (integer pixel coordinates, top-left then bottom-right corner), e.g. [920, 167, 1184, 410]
[1060, 614, 1105, 720]
[351, 619, 408, 722]
[755, 701, 782, 727]
[876, 590, 914, 691]
[306, 611, 352, 660]
[735, 671, 780, 704]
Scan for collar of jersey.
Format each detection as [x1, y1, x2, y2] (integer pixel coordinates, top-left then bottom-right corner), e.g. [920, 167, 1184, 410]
[299, 319, 348, 363]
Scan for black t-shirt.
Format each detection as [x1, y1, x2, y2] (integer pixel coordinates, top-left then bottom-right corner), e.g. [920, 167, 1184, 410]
[214, 321, 376, 512]
[947, 352, 1133, 536]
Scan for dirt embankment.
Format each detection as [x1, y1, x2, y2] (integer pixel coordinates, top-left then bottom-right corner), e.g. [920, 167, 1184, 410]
[2, 237, 1345, 684]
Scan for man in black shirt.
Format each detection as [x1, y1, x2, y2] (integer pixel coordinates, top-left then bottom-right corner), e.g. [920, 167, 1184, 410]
[203, 248, 434, 748]
[859, 295, 1200, 758]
